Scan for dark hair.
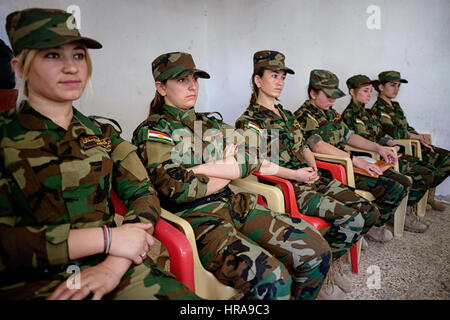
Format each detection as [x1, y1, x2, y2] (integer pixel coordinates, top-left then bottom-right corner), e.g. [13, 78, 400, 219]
[308, 84, 320, 99]
[374, 81, 388, 94]
[148, 80, 167, 116]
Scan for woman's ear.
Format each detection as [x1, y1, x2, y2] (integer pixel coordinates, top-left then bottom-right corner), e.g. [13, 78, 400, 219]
[254, 74, 262, 89]
[155, 81, 166, 96]
[349, 88, 355, 97]
[11, 57, 23, 79]
[309, 89, 316, 100]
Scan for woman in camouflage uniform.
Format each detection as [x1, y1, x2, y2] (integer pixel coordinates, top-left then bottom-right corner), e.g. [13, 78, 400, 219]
[341, 74, 433, 233]
[371, 71, 449, 211]
[132, 51, 331, 300]
[294, 70, 411, 244]
[0, 8, 198, 300]
[235, 50, 380, 299]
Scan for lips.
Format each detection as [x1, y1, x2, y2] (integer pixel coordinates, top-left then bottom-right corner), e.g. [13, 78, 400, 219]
[60, 80, 81, 87]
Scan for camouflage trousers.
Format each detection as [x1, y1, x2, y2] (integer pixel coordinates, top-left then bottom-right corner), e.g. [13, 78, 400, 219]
[0, 257, 200, 300]
[399, 154, 435, 206]
[293, 177, 380, 260]
[355, 168, 410, 226]
[421, 145, 450, 187]
[179, 192, 331, 300]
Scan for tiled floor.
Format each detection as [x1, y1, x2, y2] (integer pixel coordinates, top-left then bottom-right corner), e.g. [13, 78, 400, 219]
[343, 205, 450, 300]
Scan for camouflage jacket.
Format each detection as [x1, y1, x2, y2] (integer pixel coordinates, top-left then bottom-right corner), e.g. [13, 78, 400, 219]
[132, 104, 262, 206]
[235, 103, 307, 170]
[0, 102, 160, 270]
[370, 97, 418, 139]
[294, 100, 354, 150]
[341, 100, 392, 145]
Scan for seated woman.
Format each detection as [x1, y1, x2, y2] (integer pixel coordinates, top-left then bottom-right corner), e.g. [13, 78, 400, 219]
[342, 75, 434, 233]
[371, 71, 449, 211]
[235, 50, 381, 298]
[0, 8, 199, 300]
[294, 70, 411, 243]
[132, 51, 331, 300]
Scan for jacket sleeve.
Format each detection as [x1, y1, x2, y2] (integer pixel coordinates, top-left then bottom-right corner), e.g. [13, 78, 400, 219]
[133, 124, 210, 204]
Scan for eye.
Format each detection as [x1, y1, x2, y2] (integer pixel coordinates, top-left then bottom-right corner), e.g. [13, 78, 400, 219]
[193, 75, 199, 82]
[177, 78, 185, 83]
[74, 52, 85, 60]
[45, 52, 59, 59]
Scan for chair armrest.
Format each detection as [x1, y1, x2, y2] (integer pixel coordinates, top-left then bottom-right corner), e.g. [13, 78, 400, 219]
[252, 172, 331, 230]
[393, 139, 422, 159]
[313, 153, 356, 188]
[344, 145, 378, 159]
[421, 133, 432, 144]
[154, 213, 195, 292]
[230, 177, 285, 213]
[315, 160, 347, 185]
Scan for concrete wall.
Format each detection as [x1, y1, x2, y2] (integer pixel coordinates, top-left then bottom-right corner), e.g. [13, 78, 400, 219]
[1, 0, 449, 196]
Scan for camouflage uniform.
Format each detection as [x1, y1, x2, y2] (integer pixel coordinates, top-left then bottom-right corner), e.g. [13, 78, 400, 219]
[235, 102, 380, 260]
[294, 70, 410, 227]
[370, 71, 450, 187]
[0, 8, 198, 300]
[342, 75, 435, 206]
[132, 52, 331, 300]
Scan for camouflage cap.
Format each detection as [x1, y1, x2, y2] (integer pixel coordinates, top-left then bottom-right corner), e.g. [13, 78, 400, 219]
[253, 50, 294, 74]
[6, 8, 102, 55]
[152, 52, 210, 81]
[346, 74, 377, 90]
[309, 69, 345, 98]
[378, 70, 408, 84]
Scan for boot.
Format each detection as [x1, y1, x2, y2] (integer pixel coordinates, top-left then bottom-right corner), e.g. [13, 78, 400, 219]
[366, 225, 393, 243]
[317, 264, 346, 300]
[333, 257, 353, 293]
[404, 206, 428, 233]
[427, 188, 447, 211]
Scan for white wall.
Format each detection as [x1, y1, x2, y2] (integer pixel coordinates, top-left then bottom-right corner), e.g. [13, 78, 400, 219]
[1, 0, 449, 196]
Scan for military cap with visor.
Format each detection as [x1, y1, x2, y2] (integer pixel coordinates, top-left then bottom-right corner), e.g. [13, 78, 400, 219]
[309, 69, 346, 98]
[253, 50, 295, 75]
[377, 71, 408, 84]
[346, 74, 378, 90]
[152, 52, 210, 81]
[6, 8, 102, 55]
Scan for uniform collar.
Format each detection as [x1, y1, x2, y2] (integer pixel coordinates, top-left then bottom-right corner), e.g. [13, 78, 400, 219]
[17, 100, 101, 135]
[162, 104, 197, 122]
[249, 103, 285, 120]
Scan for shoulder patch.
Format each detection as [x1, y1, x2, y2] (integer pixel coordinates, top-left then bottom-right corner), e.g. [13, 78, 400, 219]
[147, 130, 174, 144]
[247, 121, 262, 134]
[380, 112, 391, 120]
[355, 118, 365, 125]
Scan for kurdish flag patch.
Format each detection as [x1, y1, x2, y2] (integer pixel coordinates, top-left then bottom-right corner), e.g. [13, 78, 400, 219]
[355, 118, 365, 125]
[247, 121, 262, 134]
[148, 130, 174, 144]
[380, 112, 392, 120]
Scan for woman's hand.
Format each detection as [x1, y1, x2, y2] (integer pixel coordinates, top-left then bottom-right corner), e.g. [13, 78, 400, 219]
[352, 157, 383, 177]
[418, 135, 434, 152]
[377, 146, 398, 164]
[221, 143, 238, 164]
[109, 223, 154, 264]
[294, 167, 320, 184]
[48, 261, 123, 300]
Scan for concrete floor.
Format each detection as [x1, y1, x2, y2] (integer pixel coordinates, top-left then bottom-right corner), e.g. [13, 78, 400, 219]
[342, 205, 450, 300]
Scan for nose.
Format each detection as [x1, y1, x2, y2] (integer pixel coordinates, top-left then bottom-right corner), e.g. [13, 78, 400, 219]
[62, 56, 78, 73]
[187, 77, 198, 90]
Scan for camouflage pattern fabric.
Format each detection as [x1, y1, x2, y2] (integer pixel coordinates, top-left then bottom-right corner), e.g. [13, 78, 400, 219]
[235, 103, 380, 259]
[377, 71, 408, 84]
[6, 8, 102, 55]
[295, 100, 410, 226]
[371, 97, 450, 186]
[309, 69, 346, 99]
[152, 51, 210, 81]
[253, 50, 295, 74]
[132, 104, 331, 300]
[342, 100, 434, 206]
[345, 74, 377, 90]
[0, 102, 198, 300]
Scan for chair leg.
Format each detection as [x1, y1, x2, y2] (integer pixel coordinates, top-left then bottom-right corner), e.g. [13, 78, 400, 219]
[416, 190, 429, 218]
[394, 195, 408, 238]
[349, 239, 362, 274]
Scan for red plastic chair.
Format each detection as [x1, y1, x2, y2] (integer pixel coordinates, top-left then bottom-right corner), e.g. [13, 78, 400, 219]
[110, 189, 195, 291]
[253, 160, 360, 274]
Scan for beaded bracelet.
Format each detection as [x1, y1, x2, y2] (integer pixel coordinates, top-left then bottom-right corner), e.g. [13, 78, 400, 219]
[102, 225, 112, 254]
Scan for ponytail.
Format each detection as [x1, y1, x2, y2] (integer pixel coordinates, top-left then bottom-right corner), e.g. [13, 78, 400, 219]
[248, 69, 265, 108]
[148, 80, 167, 116]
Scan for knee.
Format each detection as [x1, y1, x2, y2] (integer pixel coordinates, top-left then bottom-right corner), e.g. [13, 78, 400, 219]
[252, 255, 293, 300]
[362, 203, 380, 228]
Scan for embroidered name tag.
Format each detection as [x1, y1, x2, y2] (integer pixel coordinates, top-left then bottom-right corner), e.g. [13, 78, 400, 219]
[80, 136, 112, 151]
